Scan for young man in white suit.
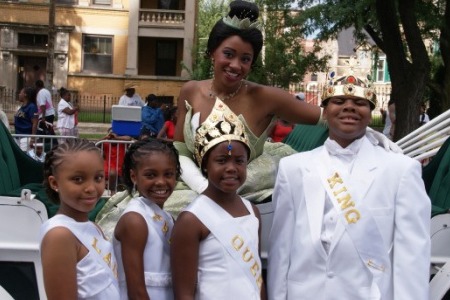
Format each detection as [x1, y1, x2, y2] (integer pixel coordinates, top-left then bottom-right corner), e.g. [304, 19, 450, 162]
[267, 71, 431, 300]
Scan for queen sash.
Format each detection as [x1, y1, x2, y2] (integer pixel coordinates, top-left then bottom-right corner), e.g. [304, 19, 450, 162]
[316, 149, 390, 296]
[192, 195, 263, 293]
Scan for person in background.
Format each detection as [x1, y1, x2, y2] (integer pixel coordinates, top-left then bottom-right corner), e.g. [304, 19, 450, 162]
[14, 86, 38, 151]
[141, 94, 166, 138]
[27, 140, 46, 162]
[295, 92, 305, 101]
[268, 73, 430, 300]
[382, 99, 395, 140]
[36, 79, 56, 125]
[57, 87, 79, 143]
[268, 119, 294, 143]
[419, 103, 430, 126]
[157, 106, 178, 141]
[40, 139, 119, 299]
[0, 108, 10, 131]
[100, 128, 134, 195]
[119, 83, 145, 107]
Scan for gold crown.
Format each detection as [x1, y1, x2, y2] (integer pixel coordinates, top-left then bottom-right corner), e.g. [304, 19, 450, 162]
[321, 71, 377, 108]
[194, 101, 250, 166]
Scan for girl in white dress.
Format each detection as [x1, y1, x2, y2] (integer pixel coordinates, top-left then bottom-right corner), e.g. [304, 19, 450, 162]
[40, 139, 119, 300]
[171, 107, 267, 300]
[113, 139, 181, 300]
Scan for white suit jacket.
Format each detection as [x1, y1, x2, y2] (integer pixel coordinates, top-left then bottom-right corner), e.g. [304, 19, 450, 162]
[267, 137, 431, 300]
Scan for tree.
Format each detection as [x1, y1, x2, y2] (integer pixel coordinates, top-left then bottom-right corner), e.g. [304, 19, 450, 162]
[263, 0, 328, 89]
[296, 0, 449, 140]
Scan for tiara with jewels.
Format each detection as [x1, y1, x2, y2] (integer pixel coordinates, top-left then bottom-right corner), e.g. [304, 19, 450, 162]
[194, 101, 250, 166]
[223, 15, 262, 30]
[321, 71, 377, 108]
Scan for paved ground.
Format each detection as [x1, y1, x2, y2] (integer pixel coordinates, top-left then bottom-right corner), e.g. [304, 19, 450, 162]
[77, 122, 111, 135]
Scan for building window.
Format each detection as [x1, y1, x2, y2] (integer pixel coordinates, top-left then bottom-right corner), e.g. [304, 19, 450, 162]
[155, 40, 177, 76]
[310, 73, 318, 81]
[376, 58, 385, 82]
[158, 0, 179, 9]
[83, 35, 112, 74]
[56, 0, 77, 4]
[93, 0, 111, 5]
[18, 33, 48, 48]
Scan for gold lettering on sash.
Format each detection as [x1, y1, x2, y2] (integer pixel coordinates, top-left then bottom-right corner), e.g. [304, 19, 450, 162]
[327, 172, 361, 224]
[333, 186, 347, 196]
[232, 235, 244, 250]
[230, 235, 262, 291]
[92, 237, 101, 254]
[162, 221, 168, 234]
[256, 275, 263, 289]
[103, 252, 112, 267]
[327, 172, 343, 189]
[242, 247, 254, 262]
[337, 194, 355, 209]
[250, 261, 260, 276]
[152, 214, 163, 221]
[345, 209, 361, 224]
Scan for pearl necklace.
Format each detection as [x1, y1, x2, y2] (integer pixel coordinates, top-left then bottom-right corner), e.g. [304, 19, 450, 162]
[209, 80, 245, 101]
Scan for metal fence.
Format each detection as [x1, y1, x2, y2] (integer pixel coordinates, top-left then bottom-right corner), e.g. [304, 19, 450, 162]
[1, 86, 387, 127]
[0, 88, 119, 124]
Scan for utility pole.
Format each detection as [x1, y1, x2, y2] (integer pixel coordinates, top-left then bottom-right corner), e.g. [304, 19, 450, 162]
[46, 0, 56, 90]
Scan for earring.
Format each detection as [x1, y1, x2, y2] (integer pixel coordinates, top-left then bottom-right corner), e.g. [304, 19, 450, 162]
[54, 188, 58, 192]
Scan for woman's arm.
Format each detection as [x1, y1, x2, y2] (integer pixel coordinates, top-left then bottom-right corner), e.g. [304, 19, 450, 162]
[115, 212, 150, 300]
[157, 123, 168, 139]
[171, 211, 205, 300]
[61, 106, 78, 116]
[41, 227, 79, 300]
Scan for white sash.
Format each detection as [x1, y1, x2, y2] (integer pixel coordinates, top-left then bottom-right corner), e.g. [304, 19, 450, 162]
[193, 195, 263, 293]
[316, 153, 390, 294]
[46, 216, 119, 285]
[145, 199, 174, 255]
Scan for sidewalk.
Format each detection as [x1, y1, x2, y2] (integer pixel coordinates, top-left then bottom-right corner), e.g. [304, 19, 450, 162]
[77, 122, 111, 135]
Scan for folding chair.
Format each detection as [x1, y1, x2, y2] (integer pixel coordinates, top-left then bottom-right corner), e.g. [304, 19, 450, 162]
[0, 190, 48, 300]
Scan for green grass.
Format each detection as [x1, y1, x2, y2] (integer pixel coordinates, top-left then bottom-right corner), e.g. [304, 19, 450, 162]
[79, 133, 105, 141]
[77, 111, 111, 123]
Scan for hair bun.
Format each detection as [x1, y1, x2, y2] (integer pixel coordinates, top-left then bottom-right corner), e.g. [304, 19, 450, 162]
[228, 0, 259, 21]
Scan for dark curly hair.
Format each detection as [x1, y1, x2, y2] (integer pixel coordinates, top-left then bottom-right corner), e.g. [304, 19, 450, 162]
[122, 139, 182, 195]
[206, 0, 263, 67]
[43, 139, 103, 204]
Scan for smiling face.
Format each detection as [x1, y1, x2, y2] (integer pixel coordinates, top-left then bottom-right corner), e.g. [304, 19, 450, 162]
[130, 151, 178, 208]
[211, 35, 254, 86]
[204, 141, 248, 196]
[48, 150, 105, 222]
[323, 96, 372, 148]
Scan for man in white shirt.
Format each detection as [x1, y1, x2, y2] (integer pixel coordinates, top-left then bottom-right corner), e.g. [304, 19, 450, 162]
[118, 83, 144, 107]
[35, 80, 55, 124]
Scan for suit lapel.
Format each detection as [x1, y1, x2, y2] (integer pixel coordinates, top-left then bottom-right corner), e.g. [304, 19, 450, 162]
[304, 148, 328, 260]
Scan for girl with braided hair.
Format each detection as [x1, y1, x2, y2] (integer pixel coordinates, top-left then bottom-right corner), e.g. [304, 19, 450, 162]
[113, 139, 181, 300]
[40, 139, 119, 299]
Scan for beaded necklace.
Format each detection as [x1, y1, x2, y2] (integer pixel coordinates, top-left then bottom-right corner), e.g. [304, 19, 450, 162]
[209, 79, 245, 101]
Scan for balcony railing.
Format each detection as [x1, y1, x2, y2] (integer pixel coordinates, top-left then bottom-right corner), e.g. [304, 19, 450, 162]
[139, 9, 185, 28]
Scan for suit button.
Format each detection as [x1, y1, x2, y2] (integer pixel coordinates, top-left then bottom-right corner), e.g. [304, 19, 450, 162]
[327, 272, 334, 278]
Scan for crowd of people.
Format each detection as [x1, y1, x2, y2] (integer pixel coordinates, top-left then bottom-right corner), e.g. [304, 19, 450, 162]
[0, 0, 435, 299]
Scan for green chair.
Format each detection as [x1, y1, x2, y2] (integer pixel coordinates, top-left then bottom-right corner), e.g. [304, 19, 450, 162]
[422, 137, 450, 217]
[283, 124, 329, 152]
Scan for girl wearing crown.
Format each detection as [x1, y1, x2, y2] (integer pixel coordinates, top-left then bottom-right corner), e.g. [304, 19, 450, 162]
[171, 103, 266, 300]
